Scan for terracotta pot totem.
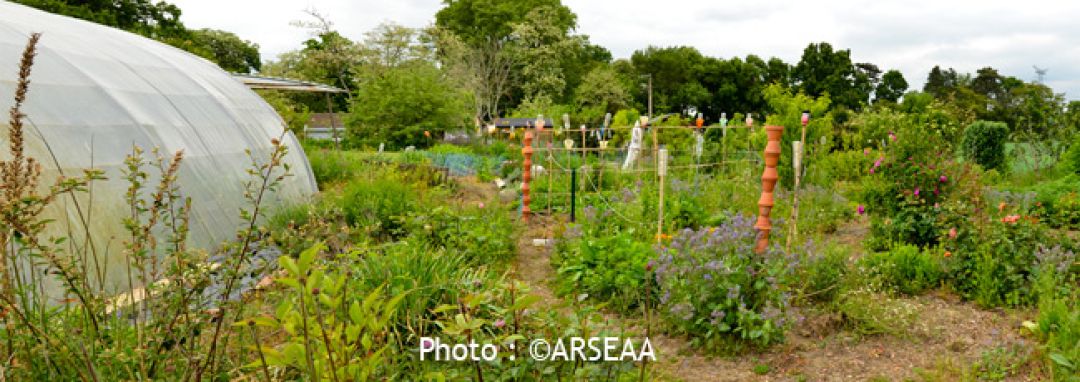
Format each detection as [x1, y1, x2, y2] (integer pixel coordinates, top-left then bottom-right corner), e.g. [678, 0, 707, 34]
[754, 125, 784, 253]
[522, 131, 534, 222]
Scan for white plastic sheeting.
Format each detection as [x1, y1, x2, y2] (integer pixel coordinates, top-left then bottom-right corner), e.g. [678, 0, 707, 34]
[0, 2, 317, 292]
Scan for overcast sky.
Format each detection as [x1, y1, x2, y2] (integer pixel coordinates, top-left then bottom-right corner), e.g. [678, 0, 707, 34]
[171, 0, 1080, 99]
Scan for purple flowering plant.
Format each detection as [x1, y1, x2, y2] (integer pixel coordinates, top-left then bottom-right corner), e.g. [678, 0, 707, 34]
[652, 214, 796, 350]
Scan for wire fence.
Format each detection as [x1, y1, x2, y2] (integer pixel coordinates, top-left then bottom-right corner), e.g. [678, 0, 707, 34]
[519, 126, 767, 225]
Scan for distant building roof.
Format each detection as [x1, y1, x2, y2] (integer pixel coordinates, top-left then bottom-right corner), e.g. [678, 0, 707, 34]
[491, 117, 555, 128]
[307, 113, 344, 128]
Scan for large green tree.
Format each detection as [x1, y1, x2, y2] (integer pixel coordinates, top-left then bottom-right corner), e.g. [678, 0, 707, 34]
[574, 64, 630, 123]
[629, 46, 707, 114]
[435, 0, 576, 45]
[792, 42, 868, 111]
[435, 0, 586, 121]
[15, 0, 186, 38]
[625, 47, 791, 120]
[263, 12, 370, 113]
[346, 63, 468, 149]
[15, 0, 264, 75]
[185, 29, 261, 73]
[875, 69, 908, 104]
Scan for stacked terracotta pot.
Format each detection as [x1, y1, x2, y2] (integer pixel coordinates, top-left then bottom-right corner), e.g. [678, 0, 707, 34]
[754, 125, 784, 253]
[522, 129, 535, 222]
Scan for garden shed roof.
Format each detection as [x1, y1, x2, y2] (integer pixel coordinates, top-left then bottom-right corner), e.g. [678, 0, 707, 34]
[491, 117, 556, 128]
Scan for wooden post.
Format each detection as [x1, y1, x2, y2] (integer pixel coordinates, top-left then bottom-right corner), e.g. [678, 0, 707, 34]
[657, 148, 668, 242]
[522, 118, 541, 222]
[570, 167, 577, 222]
[720, 113, 728, 170]
[598, 113, 610, 188]
[598, 140, 606, 190]
[547, 141, 553, 216]
[326, 93, 340, 152]
[580, 124, 587, 162]
[788, 112, 809, 250]
[787, 141, 803, 250]
[745, 112, 753, 181]
[755, 125, 784, 253]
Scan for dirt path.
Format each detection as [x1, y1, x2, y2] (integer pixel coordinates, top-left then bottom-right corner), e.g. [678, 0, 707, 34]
[650, 293, 1034, 381]
[451, 175, 563, 307]
[511, 215, 561, 307]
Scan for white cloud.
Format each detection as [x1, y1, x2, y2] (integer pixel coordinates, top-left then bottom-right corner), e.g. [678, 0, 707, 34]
[171, 0, 1080, 98]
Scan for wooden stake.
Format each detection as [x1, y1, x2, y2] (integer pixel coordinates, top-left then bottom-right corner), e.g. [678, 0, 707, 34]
[657, 148, 668, 242]
[787, 141, 803, 250]
[788, 113, 809, 250]
[581, 124, 587, 162]
[547, 143, 553, 216]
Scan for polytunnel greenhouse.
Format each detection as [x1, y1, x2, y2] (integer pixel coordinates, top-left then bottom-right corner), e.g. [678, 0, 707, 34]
[0, 2, 318, 292]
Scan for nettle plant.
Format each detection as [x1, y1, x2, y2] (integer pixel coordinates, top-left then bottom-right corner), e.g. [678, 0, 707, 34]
[652, 214, 797, 352]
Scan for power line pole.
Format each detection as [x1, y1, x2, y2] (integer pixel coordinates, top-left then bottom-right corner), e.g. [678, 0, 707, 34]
[1033, 65, 1047, 83]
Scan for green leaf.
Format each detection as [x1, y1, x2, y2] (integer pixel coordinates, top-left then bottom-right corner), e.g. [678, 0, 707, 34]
[298, 242, 323, 273]
[432, 304, 459, 314]
[306, 269, 324, 292]
[349, 301, 363, 324]
[362, 286, 383, 312]
[1049, 353, 1075, 369]
[279, 256, 299, 276]
[509, 294, 542, 311]
[251, 316, 280, 328]
[276, 277, 301, 290]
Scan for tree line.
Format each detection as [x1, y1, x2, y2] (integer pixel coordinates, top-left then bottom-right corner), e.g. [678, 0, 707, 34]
[15, 0, 262, 73]
[18, 0, 1080, 152]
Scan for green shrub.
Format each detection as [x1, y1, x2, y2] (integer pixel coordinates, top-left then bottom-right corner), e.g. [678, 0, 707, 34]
[353, 241, 489, 331]
[554, 229, 653, 312]
[1030, 245, 1079, 379]
[795, 244, 850, 303]
[653, 216, 794, 351]
[810, 149, 875, 184]
[346, 63, 468, 150]
[956, 217, 1048, 307]
[862, 244, 942, 295]
[1063, 134, 1080, 176]
[859, 122, 981, 250]
[263, 244, 402, 380]
[666, 180, 708, 230]
[338, 173, 421, 239]
[1020, 175, 1080, 229]
[307, 149, 367, 186]
[1034, 298, 1079, 379]
[403, 204, 516, 266]
[962, 120, 1009, 171]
